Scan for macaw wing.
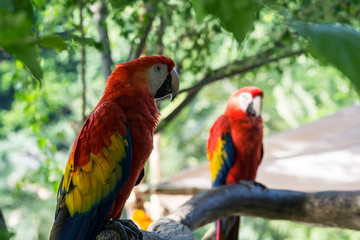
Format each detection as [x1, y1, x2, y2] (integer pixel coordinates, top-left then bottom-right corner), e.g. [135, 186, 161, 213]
[51, 101, 132, 240]
[207, 116, 235, 187]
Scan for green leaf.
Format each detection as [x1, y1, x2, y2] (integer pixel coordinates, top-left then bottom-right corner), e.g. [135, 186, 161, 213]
[59, 33, 101, 50]
[191, 0, 207, 22]
[0, 0, 44, 83]
[294, 22, 360, 94]
[191, 0, 256, 44]
[37, 34, 67, 51]
[0, 228, 14, 240]
[7, 44, 43, 83]
[32, 0, 45, 8]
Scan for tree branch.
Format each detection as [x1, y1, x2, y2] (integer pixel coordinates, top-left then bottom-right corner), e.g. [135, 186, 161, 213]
[137, 182, 205, 196]
[180, 49, 305, 94]
[165, 181, 360, 231]
[97, 182, 360, 240]
[0, 209, 7, 232]
[131, 3, 155, 60]
[156, 48, 305, 132]
[90, 0, 113, 79]
[78, 0, 86, 122]
[155, 16, 166, 56]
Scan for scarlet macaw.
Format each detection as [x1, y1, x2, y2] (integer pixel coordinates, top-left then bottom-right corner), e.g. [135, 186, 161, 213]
[50, 56, 179, 240]
[207, 86, 263, 240]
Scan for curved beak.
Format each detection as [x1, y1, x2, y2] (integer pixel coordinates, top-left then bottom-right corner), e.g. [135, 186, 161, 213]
[169, 68, 179, 101]
[247, 95, 262, 117]
[154, 68, 180, 101]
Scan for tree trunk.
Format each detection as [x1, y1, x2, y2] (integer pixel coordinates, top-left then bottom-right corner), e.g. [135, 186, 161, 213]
[90, 0, 113, 79]
[78, 0, 86, 122]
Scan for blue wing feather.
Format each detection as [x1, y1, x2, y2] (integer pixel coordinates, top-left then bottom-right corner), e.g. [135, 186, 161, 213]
[212, 133, 235, 187]
[51, 125, 132, 240]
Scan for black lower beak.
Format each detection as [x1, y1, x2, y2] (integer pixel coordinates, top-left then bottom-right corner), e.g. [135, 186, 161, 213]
[155, 73, 172, 100]
[246, 102, 256, 116]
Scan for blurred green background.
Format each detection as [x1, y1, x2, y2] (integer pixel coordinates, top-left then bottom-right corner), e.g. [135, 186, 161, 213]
[0, 0, 360, 239]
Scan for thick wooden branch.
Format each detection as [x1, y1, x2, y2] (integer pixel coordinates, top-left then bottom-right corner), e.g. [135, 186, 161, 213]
[164, 181, 360, 231]
[97, 182, 360, 240]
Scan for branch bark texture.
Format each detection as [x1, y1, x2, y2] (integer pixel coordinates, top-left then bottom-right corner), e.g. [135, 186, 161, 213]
[165, 182, 360, 231]
[97, 182, 360, 240]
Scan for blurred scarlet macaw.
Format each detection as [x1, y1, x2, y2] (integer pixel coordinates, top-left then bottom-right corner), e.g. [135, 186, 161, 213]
[207, 86, 263, 240]
[50, 56, 179, 240]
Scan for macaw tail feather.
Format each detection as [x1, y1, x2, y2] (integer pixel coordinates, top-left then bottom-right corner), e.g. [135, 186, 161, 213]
[215, 216, 240, 240]
[49, 177, 126, 240]
[49, 204, 105, 240]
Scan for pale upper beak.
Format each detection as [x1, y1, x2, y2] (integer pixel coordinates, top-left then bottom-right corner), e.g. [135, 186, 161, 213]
[246, 95, 262, 117]
[169, 68, 179, 101]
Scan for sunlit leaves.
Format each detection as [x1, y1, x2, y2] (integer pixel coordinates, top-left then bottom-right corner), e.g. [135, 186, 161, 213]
[6, 45, 43, 83]
[37, 35, 67, 51]
[191, 0, 256, 45]
[0, 0, 43, 83]
[191, 0, 207, 22]
[294, 22, 360, 94]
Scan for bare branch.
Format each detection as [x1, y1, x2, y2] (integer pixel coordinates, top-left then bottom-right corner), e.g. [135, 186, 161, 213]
[155, 16, 166, 56]
[180, 49, 305, 94]
[0, 209, 7, 232]
[90, 0, 113, 79]
[137, 182, 205, 196]
[132, 4, 155, 59]
[165, 181, 360, 231]
[156, 48, 305, 132]
[97, 182, 360, 239]
[78, 0, 86, 122]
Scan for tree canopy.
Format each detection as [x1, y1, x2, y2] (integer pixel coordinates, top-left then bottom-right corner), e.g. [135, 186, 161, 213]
[0, 0, 359, 239]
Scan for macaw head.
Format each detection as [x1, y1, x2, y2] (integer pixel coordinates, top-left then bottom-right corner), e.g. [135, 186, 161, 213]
[225, 86, 263, 121]
[109, 55, 179, 101]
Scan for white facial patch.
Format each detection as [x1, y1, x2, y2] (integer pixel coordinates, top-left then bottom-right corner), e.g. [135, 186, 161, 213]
[146, 63, 168, 97]
[238, 92, 253, 112]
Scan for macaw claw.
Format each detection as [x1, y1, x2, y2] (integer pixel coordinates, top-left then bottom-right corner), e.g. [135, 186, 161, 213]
[99, 219, 143, 240]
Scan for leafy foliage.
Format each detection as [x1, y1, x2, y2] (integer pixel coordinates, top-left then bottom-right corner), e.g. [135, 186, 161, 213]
[191, 0, 256, 45]
[0, 0, 359, 239]
[0, 0, 43, 82]
[294, 22, 360, 93]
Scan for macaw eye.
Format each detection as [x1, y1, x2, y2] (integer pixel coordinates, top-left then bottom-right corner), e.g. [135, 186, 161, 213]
[155, 65, 161, 72]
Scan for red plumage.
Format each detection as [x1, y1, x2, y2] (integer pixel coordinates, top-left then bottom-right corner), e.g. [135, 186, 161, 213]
[207, 86, 264, 240]
[50, 56, 178, 240]
[97, 56, 175, 219]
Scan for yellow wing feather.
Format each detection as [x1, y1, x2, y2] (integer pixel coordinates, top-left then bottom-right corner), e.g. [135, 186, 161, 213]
[209, 138, 229, 182]
[64, 130, 128, 216]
